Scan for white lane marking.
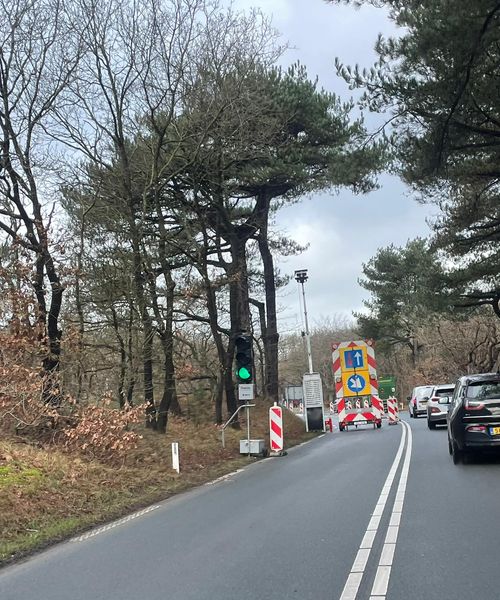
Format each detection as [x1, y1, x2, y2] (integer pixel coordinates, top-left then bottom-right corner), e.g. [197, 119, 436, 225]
[352, 548, 371, 572]
[338, 423, 407, 600]
[342, 573, 363, 599]
[371, 566, 391, 596]
[379, 543, 395, 566]
[71, 505, 160, 542]
[205, 469, 244, 486]
[360, 530, 377, 549]
[369, 420, 413, 599]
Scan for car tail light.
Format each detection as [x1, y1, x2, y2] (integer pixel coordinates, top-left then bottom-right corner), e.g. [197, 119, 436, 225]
[431, 397, 440, 402]
[466, 425, 486, 433]
[465, 400, 485, 411]
[431, 407, 440, 413]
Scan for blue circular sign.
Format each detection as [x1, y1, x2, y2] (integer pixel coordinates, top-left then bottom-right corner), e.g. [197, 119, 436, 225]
[347, 374, 366, 393]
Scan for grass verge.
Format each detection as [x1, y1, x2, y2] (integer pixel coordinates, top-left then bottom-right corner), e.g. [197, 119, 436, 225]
[0, 402, 317, 566]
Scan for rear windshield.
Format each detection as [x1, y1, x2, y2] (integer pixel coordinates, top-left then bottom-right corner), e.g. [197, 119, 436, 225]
[466, 381, 500, 400]
[435, 388, 454, 397]
[416, 387, 432, 400]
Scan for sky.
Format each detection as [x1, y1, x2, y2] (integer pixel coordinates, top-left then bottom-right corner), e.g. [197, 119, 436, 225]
[232, 0, 437, 333]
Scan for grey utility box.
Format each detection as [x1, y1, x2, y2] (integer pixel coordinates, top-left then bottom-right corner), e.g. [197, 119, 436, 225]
[240, 439, 267, 456]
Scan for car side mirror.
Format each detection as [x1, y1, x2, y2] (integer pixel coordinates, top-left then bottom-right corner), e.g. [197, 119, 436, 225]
[406, 396, 411, 401]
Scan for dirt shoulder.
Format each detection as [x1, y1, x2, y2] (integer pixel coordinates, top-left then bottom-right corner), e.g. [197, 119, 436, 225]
[0, 403, 317, 566]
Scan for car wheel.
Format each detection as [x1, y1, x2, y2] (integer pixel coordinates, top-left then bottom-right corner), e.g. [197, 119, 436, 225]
[339, 423, 345, 432]
[376, 421, 382, 429]
[409, 410, 413, 418]
[413, 408, 418, 419]
[428, 420, 436, 430]
[452, 440, 462, 465]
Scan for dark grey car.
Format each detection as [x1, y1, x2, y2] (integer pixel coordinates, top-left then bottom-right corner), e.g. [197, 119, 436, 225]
[447, 373, 500, 464]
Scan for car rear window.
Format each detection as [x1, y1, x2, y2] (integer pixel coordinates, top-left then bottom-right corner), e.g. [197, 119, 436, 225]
[466, 381, 500, 400]
[435, 388, 454, 397]
[416, 387, 432, 400]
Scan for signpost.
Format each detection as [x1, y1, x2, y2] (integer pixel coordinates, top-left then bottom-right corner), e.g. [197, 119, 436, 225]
[238, 383, 254, 402]
[302, 372, 325, 432]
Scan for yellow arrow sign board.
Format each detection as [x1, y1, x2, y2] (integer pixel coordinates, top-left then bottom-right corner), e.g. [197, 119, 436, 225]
[342, 370, 371, 397]
[340, 346, 368, 372]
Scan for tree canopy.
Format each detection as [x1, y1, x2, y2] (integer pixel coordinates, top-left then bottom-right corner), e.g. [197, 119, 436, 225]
[328, 0, 500, 317]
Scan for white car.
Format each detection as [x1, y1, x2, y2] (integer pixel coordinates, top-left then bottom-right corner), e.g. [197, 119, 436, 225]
[408, 385, 433, 418]
[426, 384, 455, 429]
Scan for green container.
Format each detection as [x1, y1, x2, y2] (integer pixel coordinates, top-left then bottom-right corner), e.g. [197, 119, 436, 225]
[378, 376, 396, 400]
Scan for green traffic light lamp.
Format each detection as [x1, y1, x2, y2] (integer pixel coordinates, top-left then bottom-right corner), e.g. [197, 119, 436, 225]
[237, 366, 252, 381]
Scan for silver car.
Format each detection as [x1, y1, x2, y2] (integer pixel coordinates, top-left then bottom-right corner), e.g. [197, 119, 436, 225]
[427, 384, 455, 429]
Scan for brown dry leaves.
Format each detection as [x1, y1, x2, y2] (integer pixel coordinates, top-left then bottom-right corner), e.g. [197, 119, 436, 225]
[62, 399, 144, 462]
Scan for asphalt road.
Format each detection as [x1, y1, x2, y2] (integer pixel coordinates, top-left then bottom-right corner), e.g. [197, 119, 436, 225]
[1, 416, 499, 600]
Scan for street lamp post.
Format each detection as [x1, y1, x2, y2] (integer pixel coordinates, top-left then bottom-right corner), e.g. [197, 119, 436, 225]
[294, 269, 313, 374]
[294, 269, 325, 432]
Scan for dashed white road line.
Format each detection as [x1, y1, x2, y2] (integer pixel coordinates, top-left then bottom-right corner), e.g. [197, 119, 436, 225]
[70, 505, 160, 542]
[339, 422, 408, 600]
[370, 421, 412, 599]
[205, 468, 245, 485]
[340, 421, 411, 600]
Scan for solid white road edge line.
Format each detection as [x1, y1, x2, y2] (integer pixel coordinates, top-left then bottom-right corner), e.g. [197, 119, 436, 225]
[369, 420, 412, 599]
[70, 505, 161, 542]
[338, 423, 407, 600]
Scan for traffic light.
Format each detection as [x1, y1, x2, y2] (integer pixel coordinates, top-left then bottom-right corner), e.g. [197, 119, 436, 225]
[235, 334, 253, 383]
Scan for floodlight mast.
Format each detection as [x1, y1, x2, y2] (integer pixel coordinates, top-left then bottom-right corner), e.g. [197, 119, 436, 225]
[295, 269, 313, 374]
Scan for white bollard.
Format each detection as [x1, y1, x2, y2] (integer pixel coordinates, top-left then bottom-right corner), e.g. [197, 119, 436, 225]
[172, 442, 180, 473]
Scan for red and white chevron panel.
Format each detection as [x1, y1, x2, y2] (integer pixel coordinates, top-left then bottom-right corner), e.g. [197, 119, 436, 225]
[332, 339, 382, 426]
[387, 396, 399, 424]
[269, 405, 284, 452]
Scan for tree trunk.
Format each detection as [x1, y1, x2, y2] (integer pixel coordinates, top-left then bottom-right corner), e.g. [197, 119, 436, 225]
[126, 303, 136, 406]
[130, 229, 156, 427]
[197, 228, 235, 422]
[41, 252, 64, 406]
[111, 307, 126, 408]
[256, 192, 279, 401]
[156, 270, 180, 433]
[229, 231, 252, 333]
[223, 347, 238, 418]
[143, 323, 156, 428]
[214, 370, 224, 424]
[157, 336, 179, 433]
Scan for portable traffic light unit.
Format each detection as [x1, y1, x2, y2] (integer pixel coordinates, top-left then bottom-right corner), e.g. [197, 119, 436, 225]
[235, 334, 253, 383]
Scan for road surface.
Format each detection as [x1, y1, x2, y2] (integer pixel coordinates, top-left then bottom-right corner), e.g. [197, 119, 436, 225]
[1, 416, 499, 599]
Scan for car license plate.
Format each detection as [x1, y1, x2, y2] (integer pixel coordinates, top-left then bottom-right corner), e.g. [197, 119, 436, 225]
[490, 427, 500, 436]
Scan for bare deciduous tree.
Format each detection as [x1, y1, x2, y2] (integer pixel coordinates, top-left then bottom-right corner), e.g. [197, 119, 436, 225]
[0, 0, 81, 402]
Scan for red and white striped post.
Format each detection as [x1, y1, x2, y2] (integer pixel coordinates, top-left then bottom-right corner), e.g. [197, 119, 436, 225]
[387, 396, 399, 425]
[269, 403, 284, 454]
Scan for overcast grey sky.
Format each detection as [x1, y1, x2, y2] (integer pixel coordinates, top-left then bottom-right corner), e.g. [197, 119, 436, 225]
[232, 0, 436, 332]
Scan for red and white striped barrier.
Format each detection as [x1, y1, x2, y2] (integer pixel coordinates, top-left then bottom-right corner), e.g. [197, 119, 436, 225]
[387, 396, 399, 425]
[269, 404, 284, 452]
